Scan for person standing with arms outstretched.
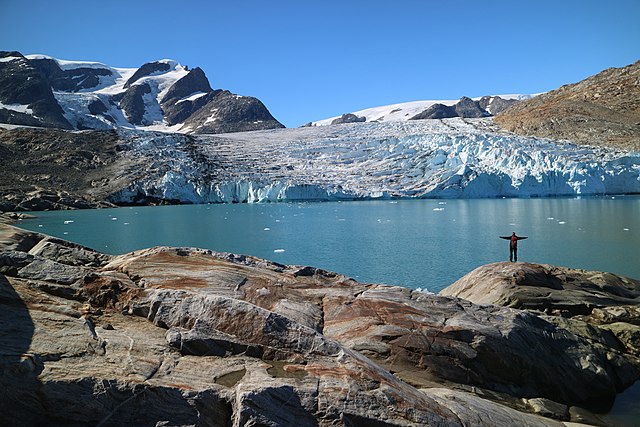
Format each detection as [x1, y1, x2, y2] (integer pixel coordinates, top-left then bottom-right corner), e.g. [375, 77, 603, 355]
[499, 232, 528, 262]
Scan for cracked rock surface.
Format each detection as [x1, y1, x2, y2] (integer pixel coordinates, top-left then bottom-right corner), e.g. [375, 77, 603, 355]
[1, 223, 639, 426]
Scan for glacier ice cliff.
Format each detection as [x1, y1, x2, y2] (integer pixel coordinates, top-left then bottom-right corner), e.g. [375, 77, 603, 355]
[108, 118, 640, 204]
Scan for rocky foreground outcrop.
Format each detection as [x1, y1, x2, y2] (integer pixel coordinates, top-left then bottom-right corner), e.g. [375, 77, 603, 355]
[1, 224, 639, 426]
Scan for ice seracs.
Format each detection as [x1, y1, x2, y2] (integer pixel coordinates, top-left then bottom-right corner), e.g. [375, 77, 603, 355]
[108, 118, 640, 205]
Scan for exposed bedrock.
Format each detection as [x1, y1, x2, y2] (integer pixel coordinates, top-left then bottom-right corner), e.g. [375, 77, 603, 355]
[1, 224, 638, 425]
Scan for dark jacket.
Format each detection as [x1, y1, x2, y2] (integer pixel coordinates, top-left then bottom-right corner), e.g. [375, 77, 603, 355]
[500, 234, 528, 248]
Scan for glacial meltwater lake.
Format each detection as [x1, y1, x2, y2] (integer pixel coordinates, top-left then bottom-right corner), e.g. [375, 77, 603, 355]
[20, 196, 640, 293]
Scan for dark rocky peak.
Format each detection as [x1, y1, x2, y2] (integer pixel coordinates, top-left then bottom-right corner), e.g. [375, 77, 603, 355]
[331, 113, 366, 125]
[410, 96, 492, 121]
[0, 51, 41, 105]
[124, 61, 172, 88]
[410, 103, 457, 120]
[455, 96, 490, 118]
[0, 51, 71, 129]
[0, 51, 25, 60]
[26, 56, 62, 80]
[28, 56, 114, 92]
[478, 96, 519, 115]
[184, 90, 285, 134]
[119, 83, 152, 125]
[161, 67, 212, 104]
[162, 90, 219, 127]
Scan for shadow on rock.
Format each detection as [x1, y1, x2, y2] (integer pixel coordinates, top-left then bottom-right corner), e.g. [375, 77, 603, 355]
[0, 273, 39, 426]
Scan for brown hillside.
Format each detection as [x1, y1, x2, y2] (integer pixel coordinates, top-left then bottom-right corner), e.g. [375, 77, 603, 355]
[495, 60, 640, 151]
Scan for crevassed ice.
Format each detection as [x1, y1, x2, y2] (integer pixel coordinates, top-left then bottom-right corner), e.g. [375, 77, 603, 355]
[108, 119, 640, 204]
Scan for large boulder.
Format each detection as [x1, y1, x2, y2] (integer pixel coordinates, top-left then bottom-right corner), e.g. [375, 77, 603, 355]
[440, 262, 640, 315]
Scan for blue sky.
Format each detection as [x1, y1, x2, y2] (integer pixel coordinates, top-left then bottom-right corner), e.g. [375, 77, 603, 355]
[1, 0, 639, 127]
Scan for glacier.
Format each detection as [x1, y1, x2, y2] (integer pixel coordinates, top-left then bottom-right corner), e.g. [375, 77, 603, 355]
[107, 118, 640, 204]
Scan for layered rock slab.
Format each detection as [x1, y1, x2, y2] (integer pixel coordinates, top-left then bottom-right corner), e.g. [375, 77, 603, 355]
[441, 262, 640, 315]
[2, 224, 639, 425]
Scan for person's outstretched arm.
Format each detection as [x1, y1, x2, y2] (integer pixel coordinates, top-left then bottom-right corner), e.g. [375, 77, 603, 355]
[499, 236, 510, 240]
[517, 236, 528, 240]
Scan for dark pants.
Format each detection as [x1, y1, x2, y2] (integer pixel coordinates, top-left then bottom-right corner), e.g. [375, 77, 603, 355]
[510, 247, 517, 262]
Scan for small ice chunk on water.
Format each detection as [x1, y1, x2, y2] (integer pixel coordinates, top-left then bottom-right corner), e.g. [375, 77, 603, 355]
[274, 249, 285, 253]
[64, 220, 74, 224]
[264, 227, 271, 231]
[38, 224, 43, 228]
[433, 208, 444, 211]
[63, 232, 68, 235]
[124, 222, 130, 225]
[623, 228, 630, 231]
[547, 217, 555, 220]
[558, 221, 566, 224]
[111, 217, 117, 221]
[438, 202, 447, 205]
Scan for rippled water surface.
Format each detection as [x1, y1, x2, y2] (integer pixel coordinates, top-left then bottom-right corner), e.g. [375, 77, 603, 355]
[20, 197, 640, 292]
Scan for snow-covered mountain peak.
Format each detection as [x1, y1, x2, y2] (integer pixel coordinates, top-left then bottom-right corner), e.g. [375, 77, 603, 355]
[312, 94, 536, 126]
[25, 54, 116, 72]
[0, 51, 284, 134]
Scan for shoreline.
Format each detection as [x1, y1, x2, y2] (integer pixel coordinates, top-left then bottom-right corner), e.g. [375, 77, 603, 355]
[3, 191, 640, 215]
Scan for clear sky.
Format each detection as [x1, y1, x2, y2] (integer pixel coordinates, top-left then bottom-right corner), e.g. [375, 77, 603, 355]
[1, 0, 639, 127]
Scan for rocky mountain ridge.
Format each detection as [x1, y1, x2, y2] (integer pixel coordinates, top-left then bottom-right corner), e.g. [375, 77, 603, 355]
[1, 223, 639, 426]
[495, 60, 640, 151]
[0, 51, 284, 134]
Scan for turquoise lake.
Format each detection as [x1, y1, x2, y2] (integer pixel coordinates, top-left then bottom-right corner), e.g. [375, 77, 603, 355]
[19, 196, 640, 293]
